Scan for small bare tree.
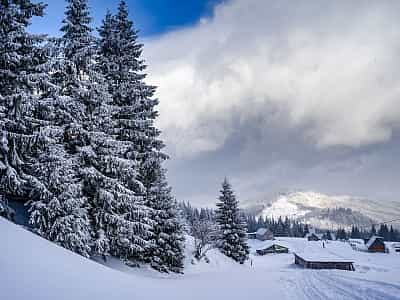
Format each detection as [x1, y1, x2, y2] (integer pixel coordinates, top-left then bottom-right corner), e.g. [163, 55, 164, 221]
[191, 219, 217, 261]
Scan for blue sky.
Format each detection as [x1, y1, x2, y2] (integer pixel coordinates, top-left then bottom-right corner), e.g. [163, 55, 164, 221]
[30, 0, 222, 37]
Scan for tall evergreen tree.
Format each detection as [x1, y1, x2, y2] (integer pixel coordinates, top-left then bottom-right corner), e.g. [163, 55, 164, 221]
[28, 0, 102, 257]
[215, 178, 249, 264]
[97, 1, 184, 268]
[0, 0, 47, 208]
[143, 161, 185, 273]
[371, 224, 377, 236]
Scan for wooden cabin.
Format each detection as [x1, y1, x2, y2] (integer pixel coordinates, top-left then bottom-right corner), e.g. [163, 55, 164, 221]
[305, 233, 322, 241]
[247, 232, 257, 239]
[256, 244, 289, 255]
[294, 253, 355, 271]
[392, 243, 400, 253]
[366, 236, 386, 253]
[255, 228, 274, 241]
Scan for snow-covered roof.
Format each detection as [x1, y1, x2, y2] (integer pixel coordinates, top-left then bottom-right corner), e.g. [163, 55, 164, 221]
[294, 242, 353, 262]
[255, 240, 290, 251]
[256, 228, 270, 236]
[349, 239, 364, 244]
[366, 236, 384, 249]
[295, 251, 354, 263]
[308, 228, 316, 234]
[305, 232, 323, 239]
[258, 243, 288, 250]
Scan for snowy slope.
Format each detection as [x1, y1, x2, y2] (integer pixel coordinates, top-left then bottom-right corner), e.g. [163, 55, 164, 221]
[243, 191, 400, 229]
[2, 217, 400, 300]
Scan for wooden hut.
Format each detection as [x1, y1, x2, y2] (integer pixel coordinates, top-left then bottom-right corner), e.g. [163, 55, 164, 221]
[294, 253, 355, 271]
[247, 232, 257, 239]
[366, 236, 386, 253]
[305, 233, 322, 241]
[256, 244, 289, 255]
[255, 228, 274, 241]
[392, 243, 400, 253]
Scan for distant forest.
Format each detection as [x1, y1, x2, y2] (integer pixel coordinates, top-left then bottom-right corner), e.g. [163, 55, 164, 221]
[179, 202, 400, 242]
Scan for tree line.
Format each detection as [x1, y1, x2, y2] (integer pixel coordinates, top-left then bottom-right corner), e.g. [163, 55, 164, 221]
[181, 201, 400, 250]
[348, 224, 400, 242]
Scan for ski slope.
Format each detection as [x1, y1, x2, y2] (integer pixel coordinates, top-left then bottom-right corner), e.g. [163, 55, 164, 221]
[1, 217, 400, 300]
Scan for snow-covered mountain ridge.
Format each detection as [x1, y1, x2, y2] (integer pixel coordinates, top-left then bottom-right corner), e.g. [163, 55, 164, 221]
[242, 191, 400, 229]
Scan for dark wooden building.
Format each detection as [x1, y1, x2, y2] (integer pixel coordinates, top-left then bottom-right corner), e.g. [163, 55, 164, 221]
[366, 236, 386, 253]
[247, 227, 274, 241]
[256, 228, 274, 241]
[247, 232, 257, 239]
[294, 253, 355, 271]
[256, 244, 289, 255]
[306, 233, 322, 241]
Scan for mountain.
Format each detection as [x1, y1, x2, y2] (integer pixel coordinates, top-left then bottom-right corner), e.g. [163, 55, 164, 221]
[242, 191, 400, 230]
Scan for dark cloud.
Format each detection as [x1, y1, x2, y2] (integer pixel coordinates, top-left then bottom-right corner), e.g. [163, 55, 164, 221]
[144, 0, 400, 206]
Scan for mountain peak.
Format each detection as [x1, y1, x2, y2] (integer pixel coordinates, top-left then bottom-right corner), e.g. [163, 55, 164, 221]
[243, 191, 400, 230]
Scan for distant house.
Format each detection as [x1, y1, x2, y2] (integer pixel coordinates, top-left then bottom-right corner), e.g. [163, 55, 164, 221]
[256, 244, 289, 255]
[305, 233, 323, 241]
[392, 243, 400, 253]
[304, 227, 323, 241]
[247, 232, 257, 239]
[349, 238, 364, 245]
[365, 236, 386, 253]
[247, 227, 274, 241]
[294, 253, 355, 271]
[349, 239, 366, 251]
[256, 228, 274, 241]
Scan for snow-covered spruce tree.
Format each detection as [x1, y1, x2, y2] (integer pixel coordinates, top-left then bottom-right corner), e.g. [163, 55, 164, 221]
[0, 1, 54, 216]
[141, 160, 185, 273]
[84, 3, 155, 263]
[215, 178, 249, 264]
[28, 0, 102, 257]
[53, 0, 151, 261]
[97, 1, 184, 271]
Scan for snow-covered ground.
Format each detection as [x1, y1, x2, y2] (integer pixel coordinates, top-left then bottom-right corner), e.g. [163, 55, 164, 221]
[2, 217, 400, 300]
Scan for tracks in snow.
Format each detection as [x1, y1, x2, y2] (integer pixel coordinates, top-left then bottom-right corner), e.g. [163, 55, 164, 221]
[284, 270, 400, 300]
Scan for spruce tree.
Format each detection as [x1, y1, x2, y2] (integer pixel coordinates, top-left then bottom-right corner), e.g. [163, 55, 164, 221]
[0, 0, 92, 257]
[97, 1, 184, 270]
[96, 1, 152, 263]
[49, 0, 151, 262]
[0, 0, 55, 224]
[143, 161, 185, 273]
[0, 0, 43, 197]
[215, 178, 249, 264]
[28, 0, 101, 257]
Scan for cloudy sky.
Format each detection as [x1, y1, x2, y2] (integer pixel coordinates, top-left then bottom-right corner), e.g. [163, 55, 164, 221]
[32, 0, 400, 206]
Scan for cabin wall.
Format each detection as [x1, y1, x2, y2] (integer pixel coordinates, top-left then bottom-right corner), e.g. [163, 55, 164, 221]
[294, 254, 354, 271]
[368, 240, 386, 253]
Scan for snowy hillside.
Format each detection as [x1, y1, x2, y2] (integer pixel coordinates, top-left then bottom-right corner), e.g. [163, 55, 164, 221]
[2, 217, 400, 300]
[243, 191, 400, 229]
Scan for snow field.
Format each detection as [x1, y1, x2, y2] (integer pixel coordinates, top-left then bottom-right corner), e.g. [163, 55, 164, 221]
[2, 217, 400, 300]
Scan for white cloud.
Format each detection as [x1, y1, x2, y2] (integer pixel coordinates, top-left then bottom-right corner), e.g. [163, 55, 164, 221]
[145, 0, 400, 157]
